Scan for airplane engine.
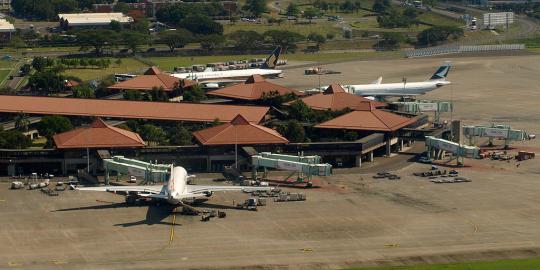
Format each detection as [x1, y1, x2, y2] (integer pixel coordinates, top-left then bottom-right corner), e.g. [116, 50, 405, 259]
[203, 191, 213, 197]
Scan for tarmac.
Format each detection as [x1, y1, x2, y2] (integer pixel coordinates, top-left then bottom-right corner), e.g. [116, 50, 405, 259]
[2, 54, 540, 270]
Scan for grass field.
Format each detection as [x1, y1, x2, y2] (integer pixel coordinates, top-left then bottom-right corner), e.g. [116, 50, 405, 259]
[224, 21, 340, 36]
[349, 258, 540, 270]
[0, 60, 17, 86]
[145, 51, 403, 71]
[62, 58, 149, 81]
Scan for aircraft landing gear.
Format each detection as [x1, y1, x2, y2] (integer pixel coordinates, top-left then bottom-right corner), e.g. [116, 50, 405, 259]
[125, 195, 137, 205]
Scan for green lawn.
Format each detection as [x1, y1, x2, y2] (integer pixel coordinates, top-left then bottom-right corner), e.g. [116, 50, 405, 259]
[62, 58, 149, 81]
[224, 21, 340, 36]
[417, 12, 463, 27]
[348, 257, 540, 270]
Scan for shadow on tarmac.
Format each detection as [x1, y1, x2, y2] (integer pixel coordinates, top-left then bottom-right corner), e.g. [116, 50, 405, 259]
[53, 202, 180, 227]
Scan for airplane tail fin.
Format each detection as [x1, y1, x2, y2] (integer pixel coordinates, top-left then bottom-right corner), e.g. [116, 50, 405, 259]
[428, 61, 451, 81]
[261, 46, 282, 69]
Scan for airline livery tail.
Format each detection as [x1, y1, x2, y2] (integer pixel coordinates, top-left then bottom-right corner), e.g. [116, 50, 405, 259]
[428, 61, 451, 81]
[262, 46, 282, 69]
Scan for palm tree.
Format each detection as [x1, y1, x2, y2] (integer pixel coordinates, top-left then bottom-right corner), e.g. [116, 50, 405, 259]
[14, 113, 30, 132]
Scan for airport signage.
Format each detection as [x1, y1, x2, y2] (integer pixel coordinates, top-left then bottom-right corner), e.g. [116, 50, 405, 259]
[483, 128, 509, 139]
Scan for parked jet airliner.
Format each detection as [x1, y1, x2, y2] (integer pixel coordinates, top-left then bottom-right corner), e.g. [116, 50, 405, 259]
[172, 47, 283, 86]
[306, 62, 451, 98]
[78, 166, 271, 205]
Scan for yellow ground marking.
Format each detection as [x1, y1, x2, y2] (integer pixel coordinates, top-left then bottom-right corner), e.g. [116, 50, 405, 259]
[7, 262, 22, 267]
[169, 208, 177, 246]
[50, 259, 67, 264]
[384, 243, 400, 248]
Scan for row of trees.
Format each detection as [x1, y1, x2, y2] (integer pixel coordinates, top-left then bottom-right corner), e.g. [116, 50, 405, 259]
[312, 0, 363, 13]
[377, 7, 420, 28]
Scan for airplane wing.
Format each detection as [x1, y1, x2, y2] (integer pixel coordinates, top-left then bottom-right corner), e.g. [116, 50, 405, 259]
[77, 185, 165, 194]
[186, 185, 273, 194]
[372, 76, 382, 84]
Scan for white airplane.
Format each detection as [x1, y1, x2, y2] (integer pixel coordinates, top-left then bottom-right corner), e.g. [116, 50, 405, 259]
[77, 166, 272, 205]
[172, 47, 284, 87]
[307, 62, 452, 98]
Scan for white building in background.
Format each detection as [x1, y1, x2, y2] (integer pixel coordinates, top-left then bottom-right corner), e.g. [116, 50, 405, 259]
[59, 13, 133, 29]
[0, 19, 15, 41]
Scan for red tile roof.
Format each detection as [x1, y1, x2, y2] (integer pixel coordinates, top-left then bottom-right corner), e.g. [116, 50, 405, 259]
[64, 80, 80, 88]
[0, 95, 269, 123]
[292, 84, 386, 111]
[108, 66, 195, 91]
[208, 75, 303, 100]
[193, 114, 289, 145]
[315, 101, 415, 132]
[53, 118, 145, 149]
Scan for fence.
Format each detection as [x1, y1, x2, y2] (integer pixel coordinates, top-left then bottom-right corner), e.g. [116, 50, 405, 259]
[406, 43, 525, 58]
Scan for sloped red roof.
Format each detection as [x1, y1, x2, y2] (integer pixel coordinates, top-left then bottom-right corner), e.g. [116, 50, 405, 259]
[193, 114, 289, 145]
[0, 95, 269, 123]
[292, 84, 386, 111]
[208, 75, 303, 100]
[315, 101, 415, 132]
[53, 118, 145, 149]
[65, 80, 80, 88]
[108, 66, 195, 91]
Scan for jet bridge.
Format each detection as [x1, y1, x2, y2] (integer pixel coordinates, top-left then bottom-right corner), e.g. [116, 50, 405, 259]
[103, 156, 171, 185]
[425, 136, 480, 165]
[392, 100, 452, 123]
[251, 152, 332, 187]
[463, 124, 535, 148]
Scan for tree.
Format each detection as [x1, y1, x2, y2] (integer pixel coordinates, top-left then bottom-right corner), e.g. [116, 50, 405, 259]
[52, 0, 78, 14]
[72, 85, 95, 98]
[133, 18, 150, 34]
[280, 120, 305, 143]
[79, 58, 88, 68]
[0, 130, 32, 149]
[243, 0, 267, 17]
[7, 36, 27, 49]
[287, 100, 314, 122]
[180, 14, 223, 35]
[199, 34, 225, 51]
[307, 32, 326, 48]
[14, 113, 30, 132]
[113, 2, 130, 13]
[122, 31, 150, 53]
[139, 124, 167, 145]
[77, 29, 119, 56]
[32, 57, 48, 72]
[169, 124, 193, 145]
[28, 71, 66, 95]
[110, 20, 123, 32]
[228, 30, 265, 51]
[183, 85, 206, 102]
[303, 7, 321, 23]
[373, 0, 391, 13]
[376, 32, 405, 49]
[417, 26, 463, 46]
[286, 3, 301, 17]
[37, 115, 72, 147]
[264, 30, 305, 52]
[158, 29, 193, 52]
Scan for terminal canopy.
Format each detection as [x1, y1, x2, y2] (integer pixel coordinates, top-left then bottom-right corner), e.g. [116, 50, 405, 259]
[193, 114, 289, 146]
[53, 118, 146, 149]
[208, 75, 303, 100]
[315, 101, 415, 132]
[289, 84, 386, 111]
